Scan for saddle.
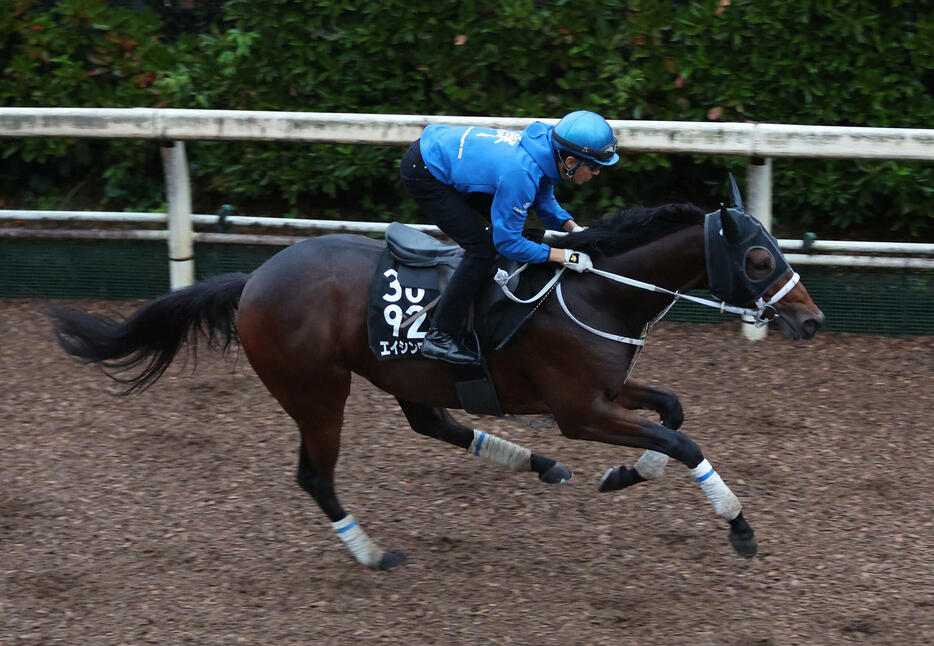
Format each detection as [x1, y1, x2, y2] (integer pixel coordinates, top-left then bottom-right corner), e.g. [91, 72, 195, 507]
[385, 222, 463, 268]
[382, 223, 463, 303]
[366, 223, 553, 416]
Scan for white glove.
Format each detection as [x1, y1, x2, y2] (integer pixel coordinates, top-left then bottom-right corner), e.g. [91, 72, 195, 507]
[563, 248, 593, 273]
[570, 224, 587, 233]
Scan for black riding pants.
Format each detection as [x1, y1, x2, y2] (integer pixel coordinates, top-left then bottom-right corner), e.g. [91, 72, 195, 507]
[400, 140, 497, 336]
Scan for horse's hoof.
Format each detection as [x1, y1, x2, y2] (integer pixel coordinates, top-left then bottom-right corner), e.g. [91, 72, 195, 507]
[728, 528, 758, 558]
[598, 466, 645, 492]
[377, 551, 406, 570]
[539, 462, 573, 484]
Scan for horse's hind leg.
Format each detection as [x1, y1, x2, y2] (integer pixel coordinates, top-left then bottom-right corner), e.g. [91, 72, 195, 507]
[292, 400, 406, 570]
[396, 399, 572, 484]
[253, 354, 405, 571]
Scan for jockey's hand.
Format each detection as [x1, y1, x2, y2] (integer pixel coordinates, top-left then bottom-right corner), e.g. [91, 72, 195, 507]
[563, 249, 593, 273]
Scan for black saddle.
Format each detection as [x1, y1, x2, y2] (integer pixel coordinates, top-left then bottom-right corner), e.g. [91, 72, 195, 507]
[386, 222, 463, 267]
[371, 223, 555, 416]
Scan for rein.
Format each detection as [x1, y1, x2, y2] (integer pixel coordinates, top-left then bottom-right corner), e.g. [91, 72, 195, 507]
[493, 264, 566, 304]
[497, 263, 800, 347]
[583, 266, 801, 335]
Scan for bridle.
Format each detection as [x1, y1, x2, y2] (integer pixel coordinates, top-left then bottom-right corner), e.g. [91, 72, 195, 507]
[556, 265, 800, 346]
[495, 261, 801, 348]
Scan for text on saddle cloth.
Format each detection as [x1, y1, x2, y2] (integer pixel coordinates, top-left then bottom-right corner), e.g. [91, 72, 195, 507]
[366, 223, 550, 361]
[366, 247, 440, 359]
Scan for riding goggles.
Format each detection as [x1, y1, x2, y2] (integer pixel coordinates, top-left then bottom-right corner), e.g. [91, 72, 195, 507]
[552, 131, 618, 164]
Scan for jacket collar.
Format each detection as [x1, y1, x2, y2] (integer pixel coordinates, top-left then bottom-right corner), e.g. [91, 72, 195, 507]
[520, 121, 562, 184]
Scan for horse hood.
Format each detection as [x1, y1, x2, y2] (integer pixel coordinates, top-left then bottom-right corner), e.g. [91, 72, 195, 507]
[704, 207, 790, 307]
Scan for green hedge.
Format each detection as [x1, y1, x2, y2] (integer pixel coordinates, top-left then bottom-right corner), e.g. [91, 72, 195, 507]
[1, 0, 175, 209]
[2, 0, 932, 239]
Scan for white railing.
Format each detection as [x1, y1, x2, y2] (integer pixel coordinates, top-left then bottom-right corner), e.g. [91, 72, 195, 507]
[4, 108, 934, 159]
[4, 208, 931, 269]
[2, 108, 932, 337]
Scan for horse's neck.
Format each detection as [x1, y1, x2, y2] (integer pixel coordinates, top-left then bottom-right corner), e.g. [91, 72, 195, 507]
[603, 224, 707, 319]
[613, 224, 706, 284]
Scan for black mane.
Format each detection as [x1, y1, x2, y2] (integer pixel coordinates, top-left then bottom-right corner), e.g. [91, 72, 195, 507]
[551, 203, 706, 257]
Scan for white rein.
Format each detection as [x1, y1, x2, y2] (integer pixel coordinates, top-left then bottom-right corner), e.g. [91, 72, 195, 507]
[495, 263, 800, 347]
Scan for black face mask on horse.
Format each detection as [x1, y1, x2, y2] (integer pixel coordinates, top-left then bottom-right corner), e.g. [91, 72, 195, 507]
[704, 175, 793, 312]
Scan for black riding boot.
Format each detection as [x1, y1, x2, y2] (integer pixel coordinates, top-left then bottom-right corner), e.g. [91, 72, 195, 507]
[420, 328, 479, 364]
[420, 255, 492, 364]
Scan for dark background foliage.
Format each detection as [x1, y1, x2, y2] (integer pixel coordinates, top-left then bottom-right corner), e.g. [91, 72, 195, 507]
[1, 0, 932, 239]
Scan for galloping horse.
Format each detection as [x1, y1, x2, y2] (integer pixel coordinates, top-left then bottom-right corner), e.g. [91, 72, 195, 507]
[49, 185, 824, 570]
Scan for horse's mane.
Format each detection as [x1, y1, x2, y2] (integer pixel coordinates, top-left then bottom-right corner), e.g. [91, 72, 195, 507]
[551, 203, 706, 257]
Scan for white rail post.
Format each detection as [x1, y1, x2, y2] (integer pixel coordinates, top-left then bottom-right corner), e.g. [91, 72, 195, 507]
[743, 157, 773, 341]
[160, 141, 195, 290]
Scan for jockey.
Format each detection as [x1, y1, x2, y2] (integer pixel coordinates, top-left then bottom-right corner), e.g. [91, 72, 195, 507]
[400, 110, 620, 364]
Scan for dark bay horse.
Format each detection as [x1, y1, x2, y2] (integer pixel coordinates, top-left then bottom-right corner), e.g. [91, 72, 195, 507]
[48, 199, 824, 569]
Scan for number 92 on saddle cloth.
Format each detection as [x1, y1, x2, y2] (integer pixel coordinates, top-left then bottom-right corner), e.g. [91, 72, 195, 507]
[366, 222, 548, 362]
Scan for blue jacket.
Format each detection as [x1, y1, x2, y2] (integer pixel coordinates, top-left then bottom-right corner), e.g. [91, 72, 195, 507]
[418, 121, 571, 263]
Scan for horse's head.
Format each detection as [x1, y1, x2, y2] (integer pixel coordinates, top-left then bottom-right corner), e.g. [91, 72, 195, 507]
[704, 175, 824, 339]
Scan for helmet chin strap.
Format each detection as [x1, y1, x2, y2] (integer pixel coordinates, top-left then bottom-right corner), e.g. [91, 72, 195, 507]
[561, 155, 584, 180]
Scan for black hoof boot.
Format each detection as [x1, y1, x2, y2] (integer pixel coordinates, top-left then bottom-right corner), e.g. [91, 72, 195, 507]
[378, 551, 406, 570]
[539, 462, 573, 484]
[598, 466, 646, 492]
[728, 512, 758, 558]
[420, 329, 480, 365]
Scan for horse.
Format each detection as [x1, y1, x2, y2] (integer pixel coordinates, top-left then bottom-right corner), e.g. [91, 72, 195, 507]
[48, 187, 824, 570]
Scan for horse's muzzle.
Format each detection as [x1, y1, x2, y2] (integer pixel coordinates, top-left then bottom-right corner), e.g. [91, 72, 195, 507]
[800, 316, 823, 340]
[771, 307, 824, 340]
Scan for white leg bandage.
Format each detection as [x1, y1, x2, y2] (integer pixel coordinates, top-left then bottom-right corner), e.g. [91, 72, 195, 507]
[691, 459, 742, 521]
[468, 429, 532, 472]
[332, 514, 382, 568]
[634, 450, 669, 480]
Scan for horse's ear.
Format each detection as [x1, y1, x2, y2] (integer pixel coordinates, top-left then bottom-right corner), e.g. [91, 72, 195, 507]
[727, 173, 745, 211]
[720, 203, 741, 244]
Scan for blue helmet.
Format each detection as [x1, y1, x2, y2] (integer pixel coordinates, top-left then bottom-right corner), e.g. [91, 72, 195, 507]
[552, 110, 619, 166]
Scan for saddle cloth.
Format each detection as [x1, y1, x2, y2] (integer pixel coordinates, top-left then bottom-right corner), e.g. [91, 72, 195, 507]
[366, 222, 550, 361]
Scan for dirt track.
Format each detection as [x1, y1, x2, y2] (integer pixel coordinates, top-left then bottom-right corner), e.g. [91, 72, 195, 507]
[1, 298, 932, 645]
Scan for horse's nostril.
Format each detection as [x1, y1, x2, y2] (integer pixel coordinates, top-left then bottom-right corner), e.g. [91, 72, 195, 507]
[801, 318, 821, 339]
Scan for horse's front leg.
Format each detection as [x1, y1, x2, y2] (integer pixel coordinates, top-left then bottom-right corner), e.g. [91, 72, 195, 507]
[617, 381, 684, 430]
[600, 381, 683, 492]
[552, 395, 757, 558]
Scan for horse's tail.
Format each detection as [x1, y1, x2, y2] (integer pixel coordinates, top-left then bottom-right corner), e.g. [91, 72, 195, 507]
[48, 272, 251, 394]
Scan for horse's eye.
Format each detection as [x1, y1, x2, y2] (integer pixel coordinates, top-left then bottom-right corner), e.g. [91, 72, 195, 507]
[745, 248, 774, 279]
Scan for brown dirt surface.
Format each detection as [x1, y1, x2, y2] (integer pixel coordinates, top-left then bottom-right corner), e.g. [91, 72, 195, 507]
[2, 298, 932, 645]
